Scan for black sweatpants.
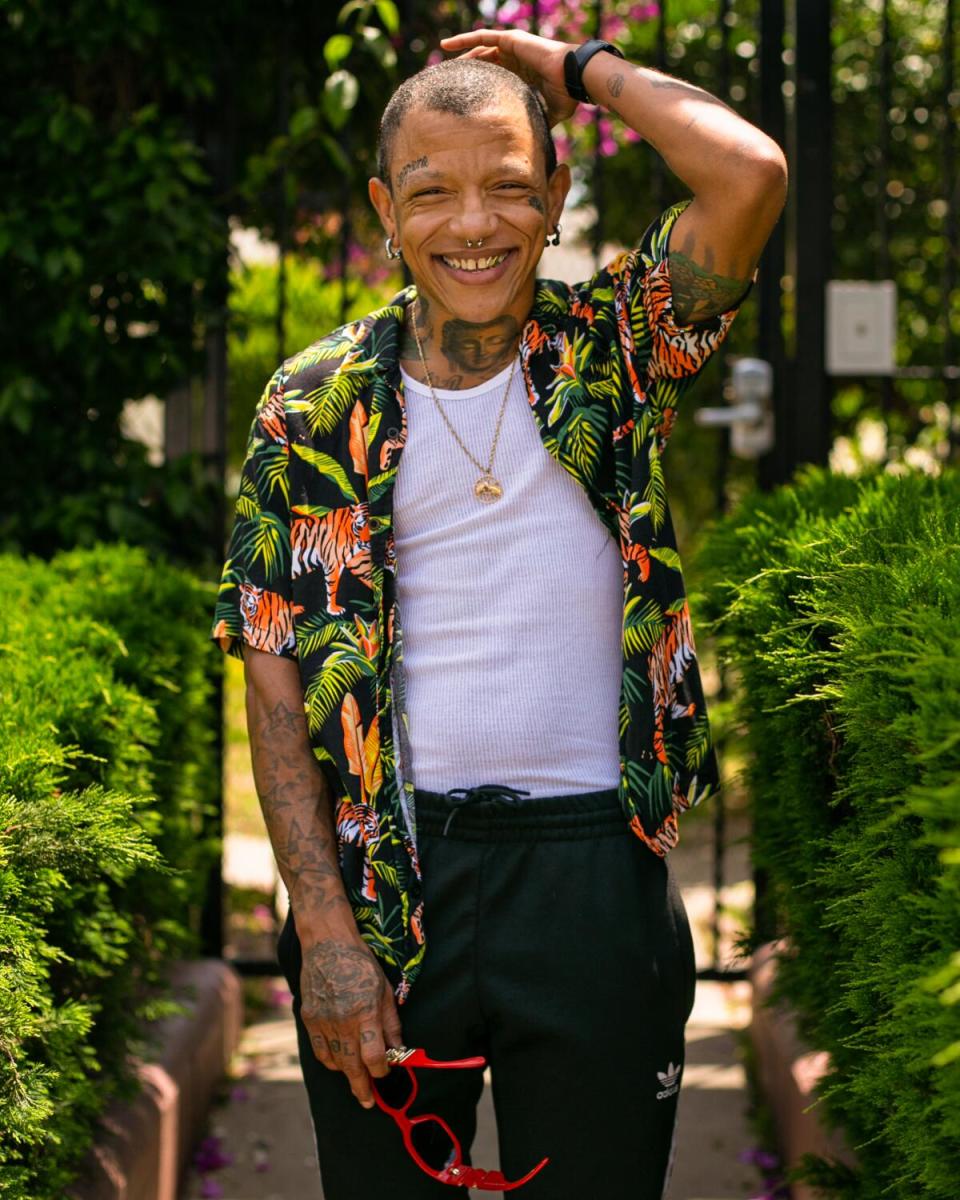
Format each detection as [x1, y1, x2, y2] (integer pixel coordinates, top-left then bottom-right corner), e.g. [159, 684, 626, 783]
[276, 785, 697, 1200]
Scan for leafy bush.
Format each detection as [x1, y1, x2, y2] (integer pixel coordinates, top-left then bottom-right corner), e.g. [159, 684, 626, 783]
[0, 544, 220, 1198]
[694, 465, 960, 1199]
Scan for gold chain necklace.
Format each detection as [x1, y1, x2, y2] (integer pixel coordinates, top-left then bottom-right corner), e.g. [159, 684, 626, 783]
[410, 302, 517, 504]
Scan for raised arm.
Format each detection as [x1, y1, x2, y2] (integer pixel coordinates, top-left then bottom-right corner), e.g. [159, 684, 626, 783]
[441, 28, 788, 323]
[244, 647, 402, 1107]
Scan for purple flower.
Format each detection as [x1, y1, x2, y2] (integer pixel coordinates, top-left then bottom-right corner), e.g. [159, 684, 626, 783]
[193, 1136, 233, 1172]
[739, 1147, 781, 1171]
[200, 1179, 225, 1199]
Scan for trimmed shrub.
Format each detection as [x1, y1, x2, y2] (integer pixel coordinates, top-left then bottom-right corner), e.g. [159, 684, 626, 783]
[694, 465, 960, 1199]
[0, 544, 219, 1198]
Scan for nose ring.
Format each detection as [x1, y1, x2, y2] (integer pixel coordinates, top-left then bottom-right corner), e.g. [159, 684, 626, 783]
[466, 238, 484, 249]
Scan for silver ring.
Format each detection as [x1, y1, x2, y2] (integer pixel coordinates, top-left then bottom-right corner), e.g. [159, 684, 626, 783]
[466, 239, 484, 249]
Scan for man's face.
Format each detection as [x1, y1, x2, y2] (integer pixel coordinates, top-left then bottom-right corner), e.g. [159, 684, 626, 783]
[369, 96, 570, 329]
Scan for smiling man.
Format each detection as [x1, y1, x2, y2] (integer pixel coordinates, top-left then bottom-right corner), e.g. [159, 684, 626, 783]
[212, 26, 786, 1200]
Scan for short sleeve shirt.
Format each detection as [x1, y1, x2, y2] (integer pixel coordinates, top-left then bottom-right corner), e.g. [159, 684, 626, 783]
[211, 198, 752, 1000]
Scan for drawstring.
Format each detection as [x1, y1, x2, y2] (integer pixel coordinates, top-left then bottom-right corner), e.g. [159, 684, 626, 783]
[441, 784, 532, 836]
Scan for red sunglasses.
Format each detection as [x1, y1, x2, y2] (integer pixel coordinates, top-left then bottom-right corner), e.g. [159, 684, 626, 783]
[373, 1047, 549, 1191]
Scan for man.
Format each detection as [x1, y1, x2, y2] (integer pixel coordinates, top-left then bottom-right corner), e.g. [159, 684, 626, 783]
[212, 26, 786, 1200]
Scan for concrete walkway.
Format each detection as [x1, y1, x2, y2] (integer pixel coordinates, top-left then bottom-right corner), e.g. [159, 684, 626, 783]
[180, 813, 765, 1199]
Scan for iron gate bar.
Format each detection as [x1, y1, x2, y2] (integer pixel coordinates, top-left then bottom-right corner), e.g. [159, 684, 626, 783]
[757, 0, 788, 494]
[651, 0, 668, 213]
[792, 0, 832, 469]
[877, 0, 894, 419]
[944, 0, 958, 432]
[704, 0, 734, 984]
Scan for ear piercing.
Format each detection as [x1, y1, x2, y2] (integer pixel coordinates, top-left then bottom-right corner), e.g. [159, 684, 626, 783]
[546, 225, 562, 247]
[385, 235, 402, 259]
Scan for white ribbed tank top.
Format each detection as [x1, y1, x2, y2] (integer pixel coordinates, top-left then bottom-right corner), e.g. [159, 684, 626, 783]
[394, 357, 624, 797]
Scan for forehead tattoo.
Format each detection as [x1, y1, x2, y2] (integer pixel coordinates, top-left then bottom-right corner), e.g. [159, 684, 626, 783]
[396, 156, 428, 190]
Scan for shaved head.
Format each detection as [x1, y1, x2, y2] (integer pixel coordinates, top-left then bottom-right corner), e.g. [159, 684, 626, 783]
[377, 58, 558, 187]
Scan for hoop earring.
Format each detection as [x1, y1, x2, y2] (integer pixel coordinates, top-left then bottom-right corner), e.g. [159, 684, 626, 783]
[385, 235, 402, 260]
[546, 224, 562, 247]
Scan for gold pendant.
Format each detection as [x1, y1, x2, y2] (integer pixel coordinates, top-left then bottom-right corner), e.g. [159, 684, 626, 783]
[474, 474, 503, 502]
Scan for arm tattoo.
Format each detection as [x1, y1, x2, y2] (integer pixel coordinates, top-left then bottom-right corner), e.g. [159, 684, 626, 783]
[396, 155, 428, 190]
[249, 691, 346, 917]
[648, 73, 733, 113]
[668, 248, 751, 324]
[608, 73, 625, 98]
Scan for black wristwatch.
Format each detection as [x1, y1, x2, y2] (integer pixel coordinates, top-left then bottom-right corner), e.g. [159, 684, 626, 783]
[563, 39, 626, 104]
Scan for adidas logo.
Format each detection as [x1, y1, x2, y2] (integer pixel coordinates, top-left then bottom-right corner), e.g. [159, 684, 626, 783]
[656, 1061, 682, 1100]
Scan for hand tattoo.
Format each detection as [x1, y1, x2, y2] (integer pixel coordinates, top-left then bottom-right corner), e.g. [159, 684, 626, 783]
[301, 942, 382, 1022]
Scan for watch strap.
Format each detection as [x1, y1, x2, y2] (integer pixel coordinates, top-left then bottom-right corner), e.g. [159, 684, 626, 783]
[563, 39, 626, 104]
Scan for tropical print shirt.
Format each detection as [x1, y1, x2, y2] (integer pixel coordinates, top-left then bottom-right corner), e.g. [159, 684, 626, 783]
[212, 198, 752, 1000]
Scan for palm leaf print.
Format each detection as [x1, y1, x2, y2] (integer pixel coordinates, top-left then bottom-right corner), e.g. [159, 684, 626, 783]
[293, 444, 358, 501]
[287, 358, 376, 437]
[255, 442, 290, 503]
[643, 441, 667, 532]
[368, 468, 397, 504]
[240, 510, 289, 577]
[285, 328, 366, 374]
[623, 596, 665, 655]
[629, 759, 674, 833]
[621, 665, 649, 708]
[619, 698, 630, 739]
[559, 405, 605, 478]
[534, 282, 569, 315]
[685, 714, 711, 770]
[297, 614, 350, 658]
[304, 646, 372, 734]
[366, 409, 382, 448]
[649, 546, 682, 571]
[235, 474, 259, 520]
[628, 495, 653, 524]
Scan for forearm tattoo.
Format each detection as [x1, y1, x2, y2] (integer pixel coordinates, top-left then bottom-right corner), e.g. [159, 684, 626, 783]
[648, 72, 733, 112]
[250, 696, 345, 915]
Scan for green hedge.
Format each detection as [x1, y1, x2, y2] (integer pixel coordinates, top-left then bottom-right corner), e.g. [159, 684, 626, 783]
[0, 544, 220, 1198]
[694, 465, 960, 1198]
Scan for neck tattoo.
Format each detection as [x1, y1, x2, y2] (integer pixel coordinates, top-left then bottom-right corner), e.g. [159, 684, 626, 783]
[409, 302, 517, 504]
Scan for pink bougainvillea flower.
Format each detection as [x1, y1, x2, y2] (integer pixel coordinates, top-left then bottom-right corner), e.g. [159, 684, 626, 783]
[268, 983, 293, 1007]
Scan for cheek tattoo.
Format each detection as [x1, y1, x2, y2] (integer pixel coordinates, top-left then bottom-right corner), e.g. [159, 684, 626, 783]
[527, 195, 546, 214]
